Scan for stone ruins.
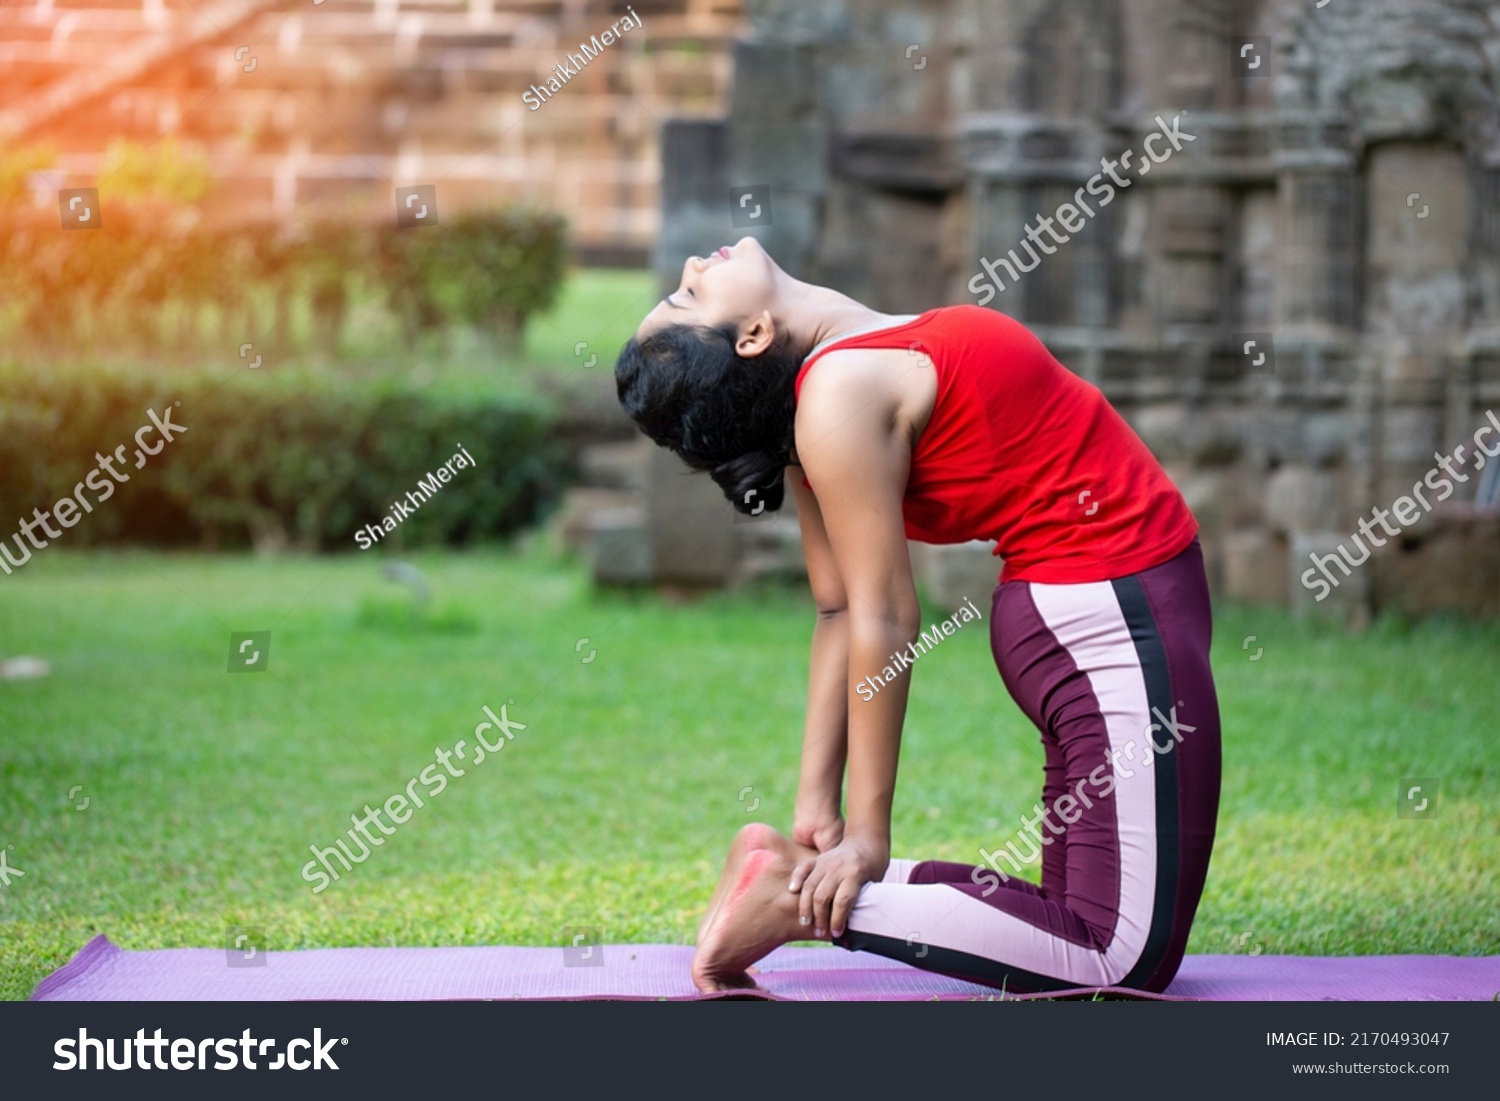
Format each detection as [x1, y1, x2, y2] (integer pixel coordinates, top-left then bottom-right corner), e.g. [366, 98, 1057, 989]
[570, 0, 1499, 620]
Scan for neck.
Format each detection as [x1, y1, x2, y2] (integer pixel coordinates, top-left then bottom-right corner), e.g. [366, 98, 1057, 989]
[775, 272, 896, 357]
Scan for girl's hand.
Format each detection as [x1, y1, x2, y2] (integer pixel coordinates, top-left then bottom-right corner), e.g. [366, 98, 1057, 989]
[792, 806, 845, 853]
[788, 833, 889, 939]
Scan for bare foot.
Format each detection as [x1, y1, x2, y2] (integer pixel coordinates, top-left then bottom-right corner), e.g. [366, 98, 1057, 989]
[696, 823, 789, 945]
[691, 831, 821, 993]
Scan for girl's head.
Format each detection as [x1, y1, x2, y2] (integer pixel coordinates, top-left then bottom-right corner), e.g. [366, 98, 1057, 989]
[615, 237, 809, 514]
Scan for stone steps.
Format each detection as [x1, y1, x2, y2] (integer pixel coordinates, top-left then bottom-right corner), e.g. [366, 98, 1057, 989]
[552, 434, 1004, 605]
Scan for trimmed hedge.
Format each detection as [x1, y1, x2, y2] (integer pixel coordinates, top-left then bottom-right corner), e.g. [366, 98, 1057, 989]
[0, 363, 571, 553]
[374, 208, 569, 351]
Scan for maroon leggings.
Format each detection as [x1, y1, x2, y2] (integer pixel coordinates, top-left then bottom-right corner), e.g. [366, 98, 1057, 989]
[835, 537, 1222, 992]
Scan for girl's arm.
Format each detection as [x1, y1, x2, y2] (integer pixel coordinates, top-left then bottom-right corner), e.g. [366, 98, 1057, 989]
[788, 463, 850, 850]
[784, 350, 924, 938]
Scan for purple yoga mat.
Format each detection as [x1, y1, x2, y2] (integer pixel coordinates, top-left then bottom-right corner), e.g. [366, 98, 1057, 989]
[31, 936, 1500, 1001]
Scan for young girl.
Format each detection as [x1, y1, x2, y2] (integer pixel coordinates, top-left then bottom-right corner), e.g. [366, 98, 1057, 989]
[614, 236, 1221, 995]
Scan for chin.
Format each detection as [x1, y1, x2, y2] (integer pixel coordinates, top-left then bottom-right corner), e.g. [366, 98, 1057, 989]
[738, 236, 779, 273]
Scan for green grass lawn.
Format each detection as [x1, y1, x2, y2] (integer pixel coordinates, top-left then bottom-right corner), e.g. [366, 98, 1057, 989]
[520, 266, 660, 369]
[1, 541, 1496, 1000]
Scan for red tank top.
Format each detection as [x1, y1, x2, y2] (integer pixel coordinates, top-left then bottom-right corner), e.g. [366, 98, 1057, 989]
[793, 305, 1198, 584]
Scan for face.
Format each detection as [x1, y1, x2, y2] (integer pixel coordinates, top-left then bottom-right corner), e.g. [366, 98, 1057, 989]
[635, 236, 780, 353]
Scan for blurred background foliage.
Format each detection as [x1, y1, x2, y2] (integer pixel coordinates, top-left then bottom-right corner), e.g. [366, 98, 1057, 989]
[0, 138, 586, 553]
[0, 140, 569, 362]
[0, 361, 570, 553]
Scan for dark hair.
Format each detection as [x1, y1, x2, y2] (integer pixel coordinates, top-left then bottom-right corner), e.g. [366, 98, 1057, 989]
[615, 321, 807, 514]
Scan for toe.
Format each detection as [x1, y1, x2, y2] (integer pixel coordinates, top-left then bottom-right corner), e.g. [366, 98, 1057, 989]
[732, 822, 783, 855]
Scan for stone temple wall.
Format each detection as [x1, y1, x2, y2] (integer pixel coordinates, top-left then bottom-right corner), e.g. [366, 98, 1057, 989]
[1, 0, 745, 258]
[627, 0, 1500, 619]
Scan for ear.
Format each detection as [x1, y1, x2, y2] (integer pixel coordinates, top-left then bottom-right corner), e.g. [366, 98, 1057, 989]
[735, 309, 777, 359]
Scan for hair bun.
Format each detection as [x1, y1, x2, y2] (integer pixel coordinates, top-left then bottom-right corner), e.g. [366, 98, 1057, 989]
[711, 449, 787, 515]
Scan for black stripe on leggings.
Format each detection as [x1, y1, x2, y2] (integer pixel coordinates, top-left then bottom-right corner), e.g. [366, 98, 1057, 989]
[835, 929, 1080, 995]
[1111, 573, 1180, 988]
